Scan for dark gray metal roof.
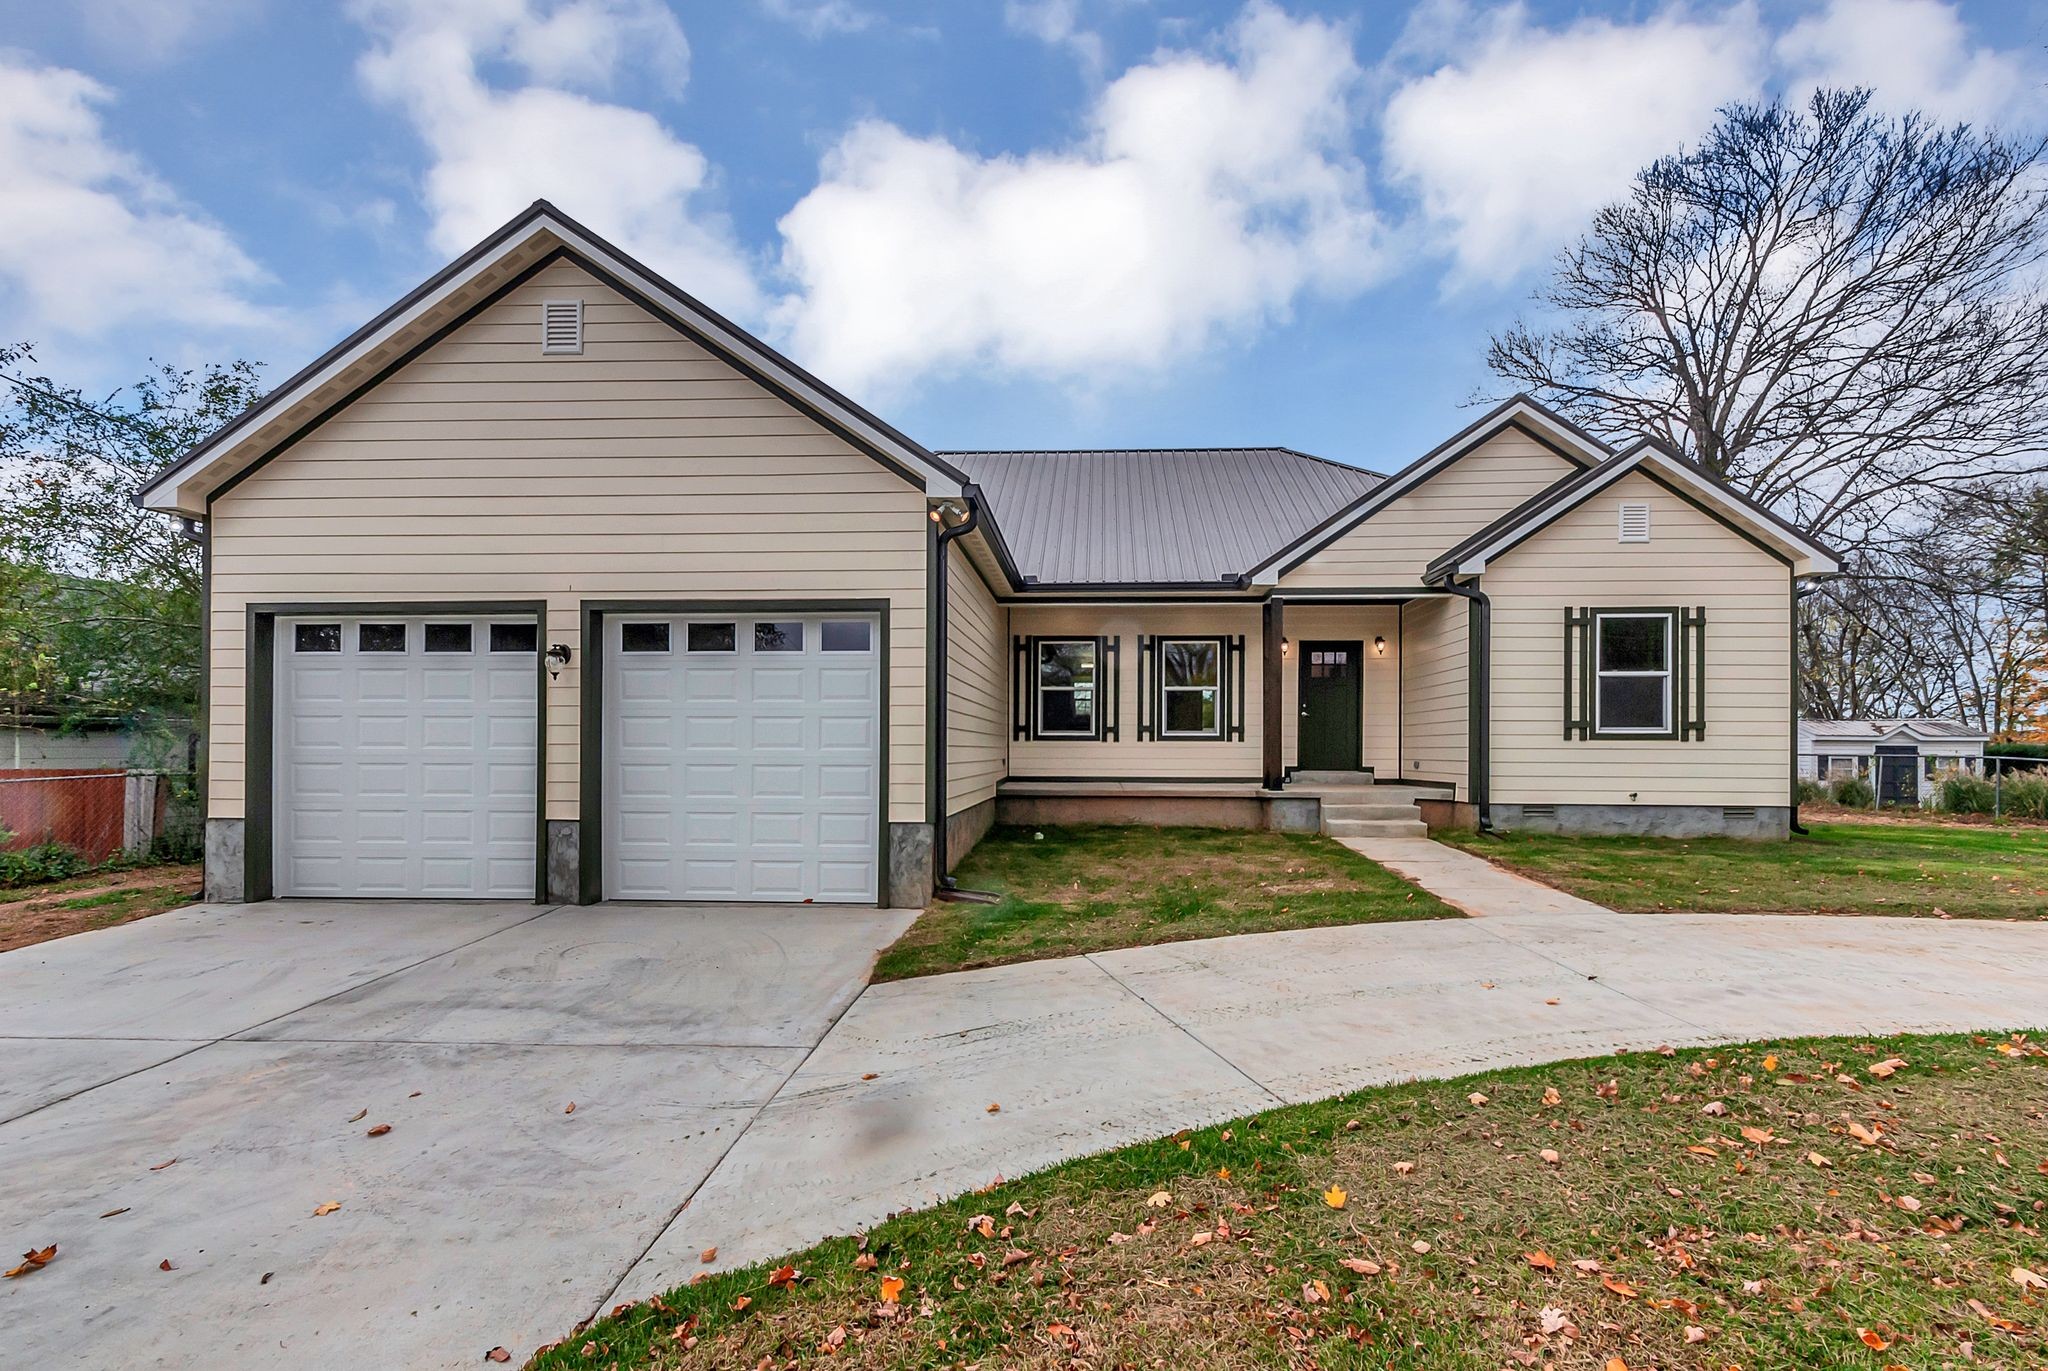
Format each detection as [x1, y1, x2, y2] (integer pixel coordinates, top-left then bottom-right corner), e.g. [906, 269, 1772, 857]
[944, 447, 1381, 586]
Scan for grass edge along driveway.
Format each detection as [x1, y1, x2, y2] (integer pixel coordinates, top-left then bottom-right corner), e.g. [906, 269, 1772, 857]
[532, 1030, 2048, 1370]
[1440, 820, 2048, 920]
[874, 824, 1459, 981]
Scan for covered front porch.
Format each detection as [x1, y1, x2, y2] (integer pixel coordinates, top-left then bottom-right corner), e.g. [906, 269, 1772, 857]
[994, 591, 1476, 835]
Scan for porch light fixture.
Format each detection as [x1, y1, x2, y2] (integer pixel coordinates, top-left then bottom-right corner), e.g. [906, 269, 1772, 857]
[545, 643, 573, 680]
[1373, 635, 1386, 656]
[1281, 637, 1290, 657]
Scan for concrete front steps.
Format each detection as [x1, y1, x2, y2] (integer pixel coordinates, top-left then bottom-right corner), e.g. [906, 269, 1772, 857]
[1287, 772, 1430, 839]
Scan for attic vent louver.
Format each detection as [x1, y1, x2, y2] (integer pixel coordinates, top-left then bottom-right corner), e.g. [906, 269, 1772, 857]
[1618, 501, 1651, 543]
[541, 299, 583, 355]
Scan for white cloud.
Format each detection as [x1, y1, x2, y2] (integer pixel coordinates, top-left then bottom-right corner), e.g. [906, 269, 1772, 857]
[757, 0, 877, 39]
[1380, 2, 1767, 283]
[349, 0, 761, 317]
[1005, 0, 1107, 80]
[73, 0, 263, 65]
[0, 55, 273, 343]
[772, 2, 1385, 394]
[1776, 0, 2041, 130]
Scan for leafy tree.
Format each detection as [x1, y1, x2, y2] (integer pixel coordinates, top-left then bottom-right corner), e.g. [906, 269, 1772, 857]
[0, 343, 264, 753]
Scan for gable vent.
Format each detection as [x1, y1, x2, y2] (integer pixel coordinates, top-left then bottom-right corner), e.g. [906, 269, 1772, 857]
[1618, 501, 1651, 543]
[541, 299, 584, 355]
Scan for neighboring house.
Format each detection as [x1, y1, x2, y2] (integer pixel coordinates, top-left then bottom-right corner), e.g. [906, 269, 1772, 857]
[1799, 718, 1989, 803]
[136, 203, 1840, 909]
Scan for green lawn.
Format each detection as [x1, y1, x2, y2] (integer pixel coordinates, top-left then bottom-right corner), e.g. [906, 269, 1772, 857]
[1440, 820, 2048, 919]
[873, 824, 1458, 981]
[532, 1032, 2048, 1370]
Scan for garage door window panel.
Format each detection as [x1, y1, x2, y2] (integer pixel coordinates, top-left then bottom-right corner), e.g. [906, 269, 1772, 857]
[359, 623, 407, 653]
[489, 622, 537, 654]
[425, 623, 473, 653]
[621, 622, 670, 653]
[295, 623, 341, 653]
[754, 621, 803, 652]
[687, 622, 737, 653]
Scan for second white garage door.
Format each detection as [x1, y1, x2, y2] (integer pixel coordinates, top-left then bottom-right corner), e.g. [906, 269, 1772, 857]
[603, 613, 881, 902]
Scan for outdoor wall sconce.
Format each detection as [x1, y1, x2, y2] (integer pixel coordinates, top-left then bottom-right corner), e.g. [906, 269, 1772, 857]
[545, 643, 573, 680]
[1281, 637, 1291, 657]
[1373, 635, 1387, 656]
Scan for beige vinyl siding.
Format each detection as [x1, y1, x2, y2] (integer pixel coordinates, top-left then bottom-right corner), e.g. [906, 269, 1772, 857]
[1484, 472, 1791, 807]
[206, 256, 930, 825]
[1280, 431, 1577, 587]
[945, 543, 1008, 814]
[1399, 595, 1469, 793]
[1007, 605, 1262, 780]
[1278, 605, 1400, 774]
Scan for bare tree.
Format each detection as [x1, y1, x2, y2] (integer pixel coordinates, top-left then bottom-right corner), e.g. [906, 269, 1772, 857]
[1488, 89, 2048, 556]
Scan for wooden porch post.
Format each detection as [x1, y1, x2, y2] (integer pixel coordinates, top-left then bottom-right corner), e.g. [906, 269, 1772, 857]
[1262, 599, 1285, 788]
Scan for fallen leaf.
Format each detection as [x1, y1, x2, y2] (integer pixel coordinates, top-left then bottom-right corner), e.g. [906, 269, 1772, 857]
[159, 1259, 174, 1271]
[1685, 1325, 1708, 1344]
[1596, 1079, 1619, 1099]
[1968, 1298, 2024, 1332]
[2012, 1267, 2047, 1292]
[99, 1208, 128, 1219]
[260, 1272, 272, 1285]
[4, 1246, 56, 1279]
[149, 1157, 178, 1171]
[986, 1102, 1001, 1114]
[699, 1247, 717, 1264]
[1686, 1145, 1720, 1158]
[879, 1276, 904, 1303]
[366, 1124, 391, 1138]
[1525, 1250, 1557, 1271]
[1468, 1092, 1489, 1105]
[1601, 1276, 1639, 1298]
[1606, 1358, 1628, 1371]
[731, 1295, 752, 1312]
[1573, 1258, 1602, 1273]
[860, 1073, 878, 1081]
[1339, 1257, 1381, 1276]
[1393, 1160, 1415, 1175]
[1893, 1195, 1922, 1212]
[1740, 1126, 1775, 1145]
[1701, 1101, 1727, 1116]
[852, 1252, 878, 1271]
[1146, 1191, 1173, 1209]
[1868, 1057, 1907, 1079]
[346, 1109, 367, 1123]
[1539, 1306, 1571, 1335]
[486, 1349, 511, 1364]
[1859, 1329, 1892, 1350]
[1806, 1151, 1833, 1168]
[1323, 1186, 1347, 1210]
[1763, 1055, 1779, 1072]
[1541, 1086, 1562, 1107]
[1411, 1240, 1431, 1254]
[1539, 1149, 1561, 1166]
[1302, 1279, 1329, 1304]
[1002, 1249, 1031, 1268]
[1847, 1119, 1882, 1145]
[768, 1265, 798, 1288]
[312, 1202, 341, 1216]
[1545, 998, 1560, 1006]
[564, 1102, 576, 1114]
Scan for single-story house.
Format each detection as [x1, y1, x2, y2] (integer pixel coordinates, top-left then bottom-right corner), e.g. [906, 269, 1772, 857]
[1799, 718, 1989, 802]
[137, 203, 1840, 908]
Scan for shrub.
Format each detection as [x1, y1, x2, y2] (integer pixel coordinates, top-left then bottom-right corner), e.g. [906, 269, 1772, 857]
[1828, 775, 1874, 808]
[1796, 777, 1829, 805]
[1937, 770, 1997, 814]
[0, 840, 92, 889]
[2003, 771, 2048, 820]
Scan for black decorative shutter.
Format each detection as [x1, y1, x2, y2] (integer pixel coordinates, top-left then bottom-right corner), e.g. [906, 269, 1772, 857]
[1101, 636, 1120, 742]
[1136, 635, 1152, 741]
[1681, 607, 1707, 740]
[1012, 636, 1030, 740]
[1563, 608, 1593, 739]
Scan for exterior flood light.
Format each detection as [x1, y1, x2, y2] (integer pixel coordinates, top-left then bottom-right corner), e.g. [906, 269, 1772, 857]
[546, 643, 573, 679]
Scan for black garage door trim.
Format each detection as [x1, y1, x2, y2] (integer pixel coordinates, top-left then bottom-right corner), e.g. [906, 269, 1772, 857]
[245, 600, 549, 903]
[578, 598, 892, 906]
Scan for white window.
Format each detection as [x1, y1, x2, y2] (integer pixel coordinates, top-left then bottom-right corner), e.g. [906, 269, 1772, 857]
[1035, 639, 1098, 738]
[1594, 612, 1672, 735]
[541, 299, 583, 355]
[1618, 502, 1651, 542]
[1158, 638, 1222, 738]
[1827, 756, 1858, 778]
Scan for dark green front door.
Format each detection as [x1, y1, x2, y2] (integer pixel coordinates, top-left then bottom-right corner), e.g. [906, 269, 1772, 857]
[1298, 640, 1362, 771]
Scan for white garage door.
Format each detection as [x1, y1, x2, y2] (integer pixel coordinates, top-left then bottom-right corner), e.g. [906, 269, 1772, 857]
[604, 613, 881, 902]
[275, 615, 538, 899]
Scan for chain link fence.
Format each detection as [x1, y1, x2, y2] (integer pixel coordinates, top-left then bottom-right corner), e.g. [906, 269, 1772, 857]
[0, 769, 202, 887]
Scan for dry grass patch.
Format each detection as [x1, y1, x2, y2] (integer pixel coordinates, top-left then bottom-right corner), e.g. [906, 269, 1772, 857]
[874, 825, 1457, 980]
[0, 862, 203, 952]
[532, 1032, 2048, 1371]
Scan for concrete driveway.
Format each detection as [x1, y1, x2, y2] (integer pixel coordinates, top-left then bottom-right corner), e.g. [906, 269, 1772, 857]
[0, 899, 914, 1370]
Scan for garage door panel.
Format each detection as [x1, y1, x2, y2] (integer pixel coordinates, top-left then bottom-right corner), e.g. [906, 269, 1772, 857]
[276, 615, 536, 900]
[604, 613, 879, 903]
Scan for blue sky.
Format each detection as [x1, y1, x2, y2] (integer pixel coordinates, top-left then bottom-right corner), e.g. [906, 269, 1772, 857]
[1, 0, 2041, 469]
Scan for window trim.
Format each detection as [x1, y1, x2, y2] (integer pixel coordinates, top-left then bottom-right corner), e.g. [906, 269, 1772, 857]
[1590, 609, 1677, 739]
[1033, 637, 1103, 740]
[1156, 636, 1226, 740]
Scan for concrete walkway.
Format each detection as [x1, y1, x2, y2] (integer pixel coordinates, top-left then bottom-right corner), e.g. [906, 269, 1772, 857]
[1337, 833, 1613, 916]
[622, 887, 2048, 1300]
